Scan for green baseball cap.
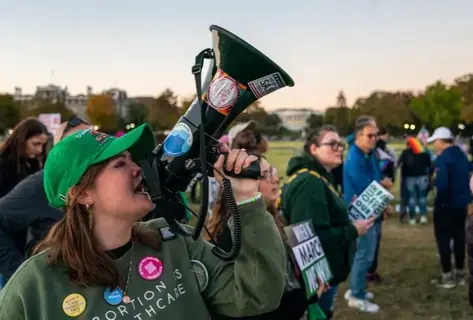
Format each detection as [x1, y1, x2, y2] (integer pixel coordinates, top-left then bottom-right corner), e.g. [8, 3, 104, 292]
[44, 123, 156, 208]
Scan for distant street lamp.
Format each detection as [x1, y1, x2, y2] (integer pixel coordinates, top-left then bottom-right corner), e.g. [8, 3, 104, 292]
[458, 123, 465, 130]
[93, 125, 99, 131]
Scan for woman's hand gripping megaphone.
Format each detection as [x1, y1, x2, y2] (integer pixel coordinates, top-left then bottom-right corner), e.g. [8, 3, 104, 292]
[213, 144, 260, 203]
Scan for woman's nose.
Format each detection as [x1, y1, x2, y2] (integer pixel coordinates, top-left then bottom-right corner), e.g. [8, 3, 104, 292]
[132, 163, 142, 177]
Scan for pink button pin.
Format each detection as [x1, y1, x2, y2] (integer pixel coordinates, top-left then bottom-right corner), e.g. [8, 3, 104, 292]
[138, 256, 164, 280]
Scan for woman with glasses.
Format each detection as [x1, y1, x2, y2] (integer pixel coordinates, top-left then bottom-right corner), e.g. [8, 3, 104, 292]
[205, 156, 327, 319]
[280, 125, 374, 319]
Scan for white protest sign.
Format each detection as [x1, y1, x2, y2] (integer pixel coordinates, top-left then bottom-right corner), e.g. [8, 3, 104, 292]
[348, 180, 394, 220]
[38, 113, 61, 135]
[284, 220, 333, 299]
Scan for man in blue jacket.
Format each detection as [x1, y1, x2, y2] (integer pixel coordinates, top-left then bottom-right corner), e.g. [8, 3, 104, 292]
[342, 115, 393, 313]
[428, 127, 470, 289]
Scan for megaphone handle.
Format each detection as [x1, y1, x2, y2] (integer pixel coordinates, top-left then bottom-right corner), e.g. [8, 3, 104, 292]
[223, 160, 261, 180]
[218, 152, 261, 180]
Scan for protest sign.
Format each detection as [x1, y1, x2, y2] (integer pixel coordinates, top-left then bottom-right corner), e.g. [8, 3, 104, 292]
[284, 220, 332, 299]
[348, 180, 394, 220]
[38, 113, 61, 135]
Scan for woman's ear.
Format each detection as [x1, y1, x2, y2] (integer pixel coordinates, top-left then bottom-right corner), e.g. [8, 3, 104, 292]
[309, 143, 318, 155]
[68, 187, 93, 206]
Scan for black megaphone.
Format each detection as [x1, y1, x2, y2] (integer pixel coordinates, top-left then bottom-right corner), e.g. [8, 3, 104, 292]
[140, 25, 294, 261]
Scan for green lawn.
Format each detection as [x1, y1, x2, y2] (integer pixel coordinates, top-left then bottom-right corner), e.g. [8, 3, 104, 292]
[266, 141, 427, 201]
[264, 141, 472, 319]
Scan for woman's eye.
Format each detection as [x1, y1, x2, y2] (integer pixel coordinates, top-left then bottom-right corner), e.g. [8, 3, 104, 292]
[114, 161, 125, 168]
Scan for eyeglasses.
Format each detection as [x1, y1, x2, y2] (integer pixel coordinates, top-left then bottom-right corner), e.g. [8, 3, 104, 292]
[259, 166, 279, 183]
[61, 118, 89, 140]
[362, 133, 378, 140]
[320, 141, 346, 151]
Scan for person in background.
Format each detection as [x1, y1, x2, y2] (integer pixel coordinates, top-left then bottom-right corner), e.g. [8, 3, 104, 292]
[397, 136, 432, 225]
[0, 124, 286, 319]
[254, 131, 268, 156]
[428, 127, 470, 288]
[343, 115, 393, 313]
[206, 156, 327, 319]
[0, 117, 49, 289]
[0, 118, 90, 287]
[376, 128, 396, 182]
[0, 117, 49, 197]
[417, 129, 436, 197]
[368, 127, 396, 283]
[281, 125, 372, 319]
[229, 121, 258, 152]
[467, 175, 473, 307]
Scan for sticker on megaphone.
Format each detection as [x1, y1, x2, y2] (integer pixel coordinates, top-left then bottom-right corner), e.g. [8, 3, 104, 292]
[163, 122, 193, 157]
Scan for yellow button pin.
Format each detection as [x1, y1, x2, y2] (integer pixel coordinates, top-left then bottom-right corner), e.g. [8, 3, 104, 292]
[62, 293, 86, 317]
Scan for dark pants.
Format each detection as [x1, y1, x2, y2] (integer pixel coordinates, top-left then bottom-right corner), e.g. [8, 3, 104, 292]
[434, 205, 467, 273]
[466, 215, 473, 307]
[368, 223, 382, 274]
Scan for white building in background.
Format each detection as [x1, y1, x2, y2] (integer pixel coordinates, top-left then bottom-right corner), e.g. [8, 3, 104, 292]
[12, 85, 129, 122]
[271, 108, 323, 132]
[13, 85, 93, 120]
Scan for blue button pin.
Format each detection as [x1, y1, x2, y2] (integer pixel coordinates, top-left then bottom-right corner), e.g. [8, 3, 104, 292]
[104, 287, 123, 306]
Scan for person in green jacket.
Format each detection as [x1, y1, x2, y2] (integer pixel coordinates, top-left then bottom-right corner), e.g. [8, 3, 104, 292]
[0, 124, 286, 319]
[280, 125, 374, 319]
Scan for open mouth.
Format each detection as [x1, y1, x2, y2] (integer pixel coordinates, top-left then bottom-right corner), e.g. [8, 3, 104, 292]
[134, 178, 149, 196]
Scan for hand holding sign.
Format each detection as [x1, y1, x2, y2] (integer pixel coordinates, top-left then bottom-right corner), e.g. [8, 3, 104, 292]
[316, 277, 329, 297]
[380, 177, 393, 190]
[352, 216, 375, 236]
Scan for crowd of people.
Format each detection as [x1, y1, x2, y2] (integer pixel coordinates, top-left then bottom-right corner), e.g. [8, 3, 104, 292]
[0, 114, 472, 319]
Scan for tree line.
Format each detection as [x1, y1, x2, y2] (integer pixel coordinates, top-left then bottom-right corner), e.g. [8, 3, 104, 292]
[0, 88, 283, 135]
[0, 73, 472, 136]
[307, 73, 473, 137]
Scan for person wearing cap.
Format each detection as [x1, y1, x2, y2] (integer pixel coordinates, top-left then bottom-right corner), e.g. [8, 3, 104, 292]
[0, 117, 90, 287]
[0, 124, 286, 319]
[428, 126, 470, 289]
[228, 121, 258, 151]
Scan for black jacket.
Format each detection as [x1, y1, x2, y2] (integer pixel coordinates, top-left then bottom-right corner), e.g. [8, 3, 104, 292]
[0, 170, 63, 278]
[398, 148, 431, 178]
[0, 156, 41, 198]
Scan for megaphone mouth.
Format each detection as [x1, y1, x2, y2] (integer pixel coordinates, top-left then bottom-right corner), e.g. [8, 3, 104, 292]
[209, 25, 295, 88]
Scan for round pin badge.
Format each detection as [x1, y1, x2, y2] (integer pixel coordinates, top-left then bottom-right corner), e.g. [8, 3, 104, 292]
[104, 287, 123, 306]
[62, 293, 86, 317]
[138, 256, 164, 280]
[207, 75, 239, 110]
[190, 260, 209, 292]
[163, 122, 193, 157]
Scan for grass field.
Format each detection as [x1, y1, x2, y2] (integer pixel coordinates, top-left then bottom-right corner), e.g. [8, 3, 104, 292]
[264, 141, 473, 319]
